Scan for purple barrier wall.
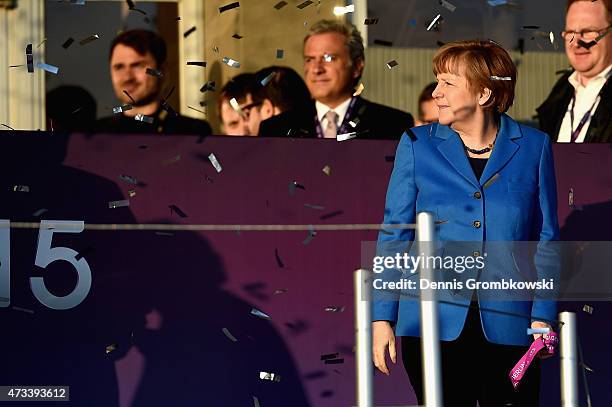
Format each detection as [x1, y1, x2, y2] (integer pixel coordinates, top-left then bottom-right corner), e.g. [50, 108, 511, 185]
[1, 134, 610, 406]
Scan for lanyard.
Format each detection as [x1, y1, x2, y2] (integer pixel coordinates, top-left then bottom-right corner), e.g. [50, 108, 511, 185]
[314, 97, 357, 138]
[569, 74, 610, 142]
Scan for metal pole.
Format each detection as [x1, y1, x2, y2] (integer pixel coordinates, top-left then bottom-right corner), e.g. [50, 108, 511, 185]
[559, 312, 579, 407]
[354, 269, 373, 407]
[417, 212, 443, 407]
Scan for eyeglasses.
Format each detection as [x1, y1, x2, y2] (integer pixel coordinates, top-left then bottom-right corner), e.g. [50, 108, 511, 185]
[560, 26, 611, 42]
[238, 102, 263, 119]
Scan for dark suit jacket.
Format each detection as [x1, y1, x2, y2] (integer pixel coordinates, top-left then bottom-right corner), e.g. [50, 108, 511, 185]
[258, 97, 414, 140]
[95, 108, 212, 135]
[536, 70, 612, 142]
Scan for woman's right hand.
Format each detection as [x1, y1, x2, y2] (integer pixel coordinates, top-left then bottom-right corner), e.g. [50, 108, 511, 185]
[372, 320, 397, 375]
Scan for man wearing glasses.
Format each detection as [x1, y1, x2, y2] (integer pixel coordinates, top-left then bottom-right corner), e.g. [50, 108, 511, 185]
[537, 0, 611, 142]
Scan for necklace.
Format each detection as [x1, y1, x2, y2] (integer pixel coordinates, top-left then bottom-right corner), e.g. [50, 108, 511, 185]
[462, 136, 496, 155]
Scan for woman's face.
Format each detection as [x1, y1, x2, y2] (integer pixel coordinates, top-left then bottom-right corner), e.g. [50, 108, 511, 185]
[432, 70, 481, 127]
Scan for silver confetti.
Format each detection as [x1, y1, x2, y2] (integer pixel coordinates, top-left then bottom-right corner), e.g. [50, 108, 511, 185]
[135, 113, 154, 123]
[146, 67, 164, 78]
[583, 304, 593, 314]
[386, 60, 399, 69]
[32, 208, 48, 217]
[322, 165, 331, 176]
[260, 72, 276, 86]
[12, 185, 30, 192]
[302, 225, 317, 245]
[229, 97, 244, 116]
[491, 75, 512, 81]
[276, 49, 284, 59]
[337, 132, 357, 142]
[304, 203, 325, 210]
[250, 308, 271, 320]
[108, 199, 130, 209]
[353, 82, 364, 96]
[118, 174, 139, 185]
[79, 34, 100, 46]
[105, 343, 118, 354]
[273, 288, 288, 295]
[325, 306, 345, 312]
[222, 56, 240, 68]
[426, 14, 442, 31]
[259, 371, 282, 382]
[439, 0, 456, 12]
[208, 153, 222, 173]
[113, 104, 133, 114]
[527, 327, 550, 335]
[12, 306, 34, 314]
[253, 396, 261, 407]
[569, 188, 574, 207]
[222, 327, 238, 342]
[36, 62, 60, 74]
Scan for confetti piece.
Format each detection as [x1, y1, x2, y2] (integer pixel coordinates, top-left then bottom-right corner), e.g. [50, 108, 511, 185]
[483, 173, 500, 189]
[580, 362, 594, 373]
[12, 185, 30, 192]
[229, 97, 244, 117]
[109, 199, 129, 209]
[386, 60, 399, 69]
[320, 352, 339, 360]
[491, 75, 511, 81]
[169, 204, 188, 218]
[583, 304, 593, 314]
[112, 104, 132, 114]
[36, 38, 47, 49]
[253, 396, 261, 407]
[161, 101, 178, 117]
[322, 165, 331, 176]
[128, 189, 136, 197]
[232, 33, 243, 39]
[208, 153, 222, 173]
[569, 188, 574, 207]
[304, 203, 325, 210]
[522, 25, 539, 30]
[426, 14, 442, 31]
[333, 5, 354, 15]
[200, 81, 215, 92]
[296, 0, 313, 9]
[155, 232, 174, 236]
[105, 343, 118, 354]
[219, 1, 240, 13]
[123, 90, 136, 104]
[26, 44, 33, 73]
[135, 113, 154, 124]
[260, 72, 276, 86]
[213, 45, 220, 54]
[487, 0, 507, 5]
[188, 106, 207, 115]
[162, 154, 181, 165]
[288, 181, 306, 196]
[146, 67, 163, 77]
[274, 1, 287, 9]
[364, 18, 379, 25]
[8, 65, 24, 69]
[373, 39, 393, 47]
[276, 49, 284, 59]
[222, 327, 238, 342]
[349, 118, 360, 128]
[274, 248, 284, 268]
[320, 210, 343, 220]
[273, 288, 288, 295]
[32, 208, 48, 217]
[79, 34, 100, 46]
[71, 0, 85, 4]
[527, 327, 550, 335]
[352, 83, 364, 97]
[324, 358, 344, 364]
[75, 246, 94, 261]
[183, 26, 197, 38]
[222, 56, 241, 68]
[251, 308, 271, 320]
[259, 371, 282, 382]
[12, 306, 34, 314]
[439, 0, 456, 12]
[337, 132, 357, 142]
[325, 306, 345, 312]
[187, 61, 207, 67]
[302, 225, 317, 245]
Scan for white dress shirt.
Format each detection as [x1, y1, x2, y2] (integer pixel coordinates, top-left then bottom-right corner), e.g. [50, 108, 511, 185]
[557, 64, 612, 143]
[315, 98, 352, 138]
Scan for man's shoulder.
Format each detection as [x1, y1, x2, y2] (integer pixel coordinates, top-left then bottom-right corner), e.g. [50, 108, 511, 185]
[259, 105, 315, 137]
[168, 114, 212, 135]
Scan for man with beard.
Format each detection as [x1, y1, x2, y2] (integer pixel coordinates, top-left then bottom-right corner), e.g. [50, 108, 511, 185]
[95, 30, 212, 135]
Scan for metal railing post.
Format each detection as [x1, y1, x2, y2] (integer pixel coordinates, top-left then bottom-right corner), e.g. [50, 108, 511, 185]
[559, 311, 578, 407]
[355, 268, 373, 407]
[417, 212, 443, 407]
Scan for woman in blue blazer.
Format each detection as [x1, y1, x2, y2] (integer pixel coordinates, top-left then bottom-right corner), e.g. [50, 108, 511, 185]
[372, 40, 560, 406]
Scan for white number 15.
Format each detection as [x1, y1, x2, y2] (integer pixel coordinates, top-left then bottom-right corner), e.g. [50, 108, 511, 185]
[0, 220, 92, 310]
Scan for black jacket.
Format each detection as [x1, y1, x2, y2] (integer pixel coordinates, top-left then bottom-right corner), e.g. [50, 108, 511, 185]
[536, 71, 612, 142]
[95, 108, 212, 135]
[258, 97, 414, 140]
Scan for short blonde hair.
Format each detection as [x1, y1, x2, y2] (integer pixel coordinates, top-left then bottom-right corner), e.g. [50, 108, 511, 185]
[433, 40, 517, 113]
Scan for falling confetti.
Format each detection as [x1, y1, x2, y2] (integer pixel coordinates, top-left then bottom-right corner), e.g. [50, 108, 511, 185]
[276, 49, 284, 59]
[364, 18, 379, 25]
[118, 174, 139, 185]
[583, 304, 593, 314]
[324, 306, 345, 312]
[302, 225, 317, 245]
[146, 67, 164, 78]
[169, 204, 188, 218]
[79, 34, 100, 46]
[426, 14, 443, 31]
[251, 308, 271, 320]
[386, 60, 399, 69]
[296, 0, 313, 9]
[222, 56, 241, 68]
[183, 26, 197, 38]
[12, 185, 30, 192]
[491, 75, 512, 81]
[259, 371, 282, 382]
[320, 210, 343, 220]
[337, 132, 357, 142]
[162, 154, 181, 165]
[322, 165, 331, 176]
[105, 343, 118, 354]
[108, 199, 130, 209]
[219, 1, 240, 13]
[222, 327, 238, 342]
[200, 81, 215, 92]
[439, 0, 456, 12]
[527, 327, 550, 335]
[232, 33, 243, 40]
[353, 83, 364, 96]
[373, 39, 393, 47]
[304, 203, 325, 210]
[187, 61, 207, 67]
[274, 1, 288, 9]
[208, 153, 222, 173]
[62, 37, 75, 49]
[112, 104, 133, 114]
[26, 44, 34, 73]
[260, 72, 276, 86]
[135, 113, 154, 124]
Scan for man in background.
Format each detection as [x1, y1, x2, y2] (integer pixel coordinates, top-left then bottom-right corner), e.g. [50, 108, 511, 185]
[537, 0, 611, 142]
[259, 20, 414, 140]
[218, 73, 256, 136]
[95, 29, 212, 135]
[415, 82, 439, 126]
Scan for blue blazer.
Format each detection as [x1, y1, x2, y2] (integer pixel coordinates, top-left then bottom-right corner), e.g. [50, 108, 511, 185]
[373, 114, 560, 346]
